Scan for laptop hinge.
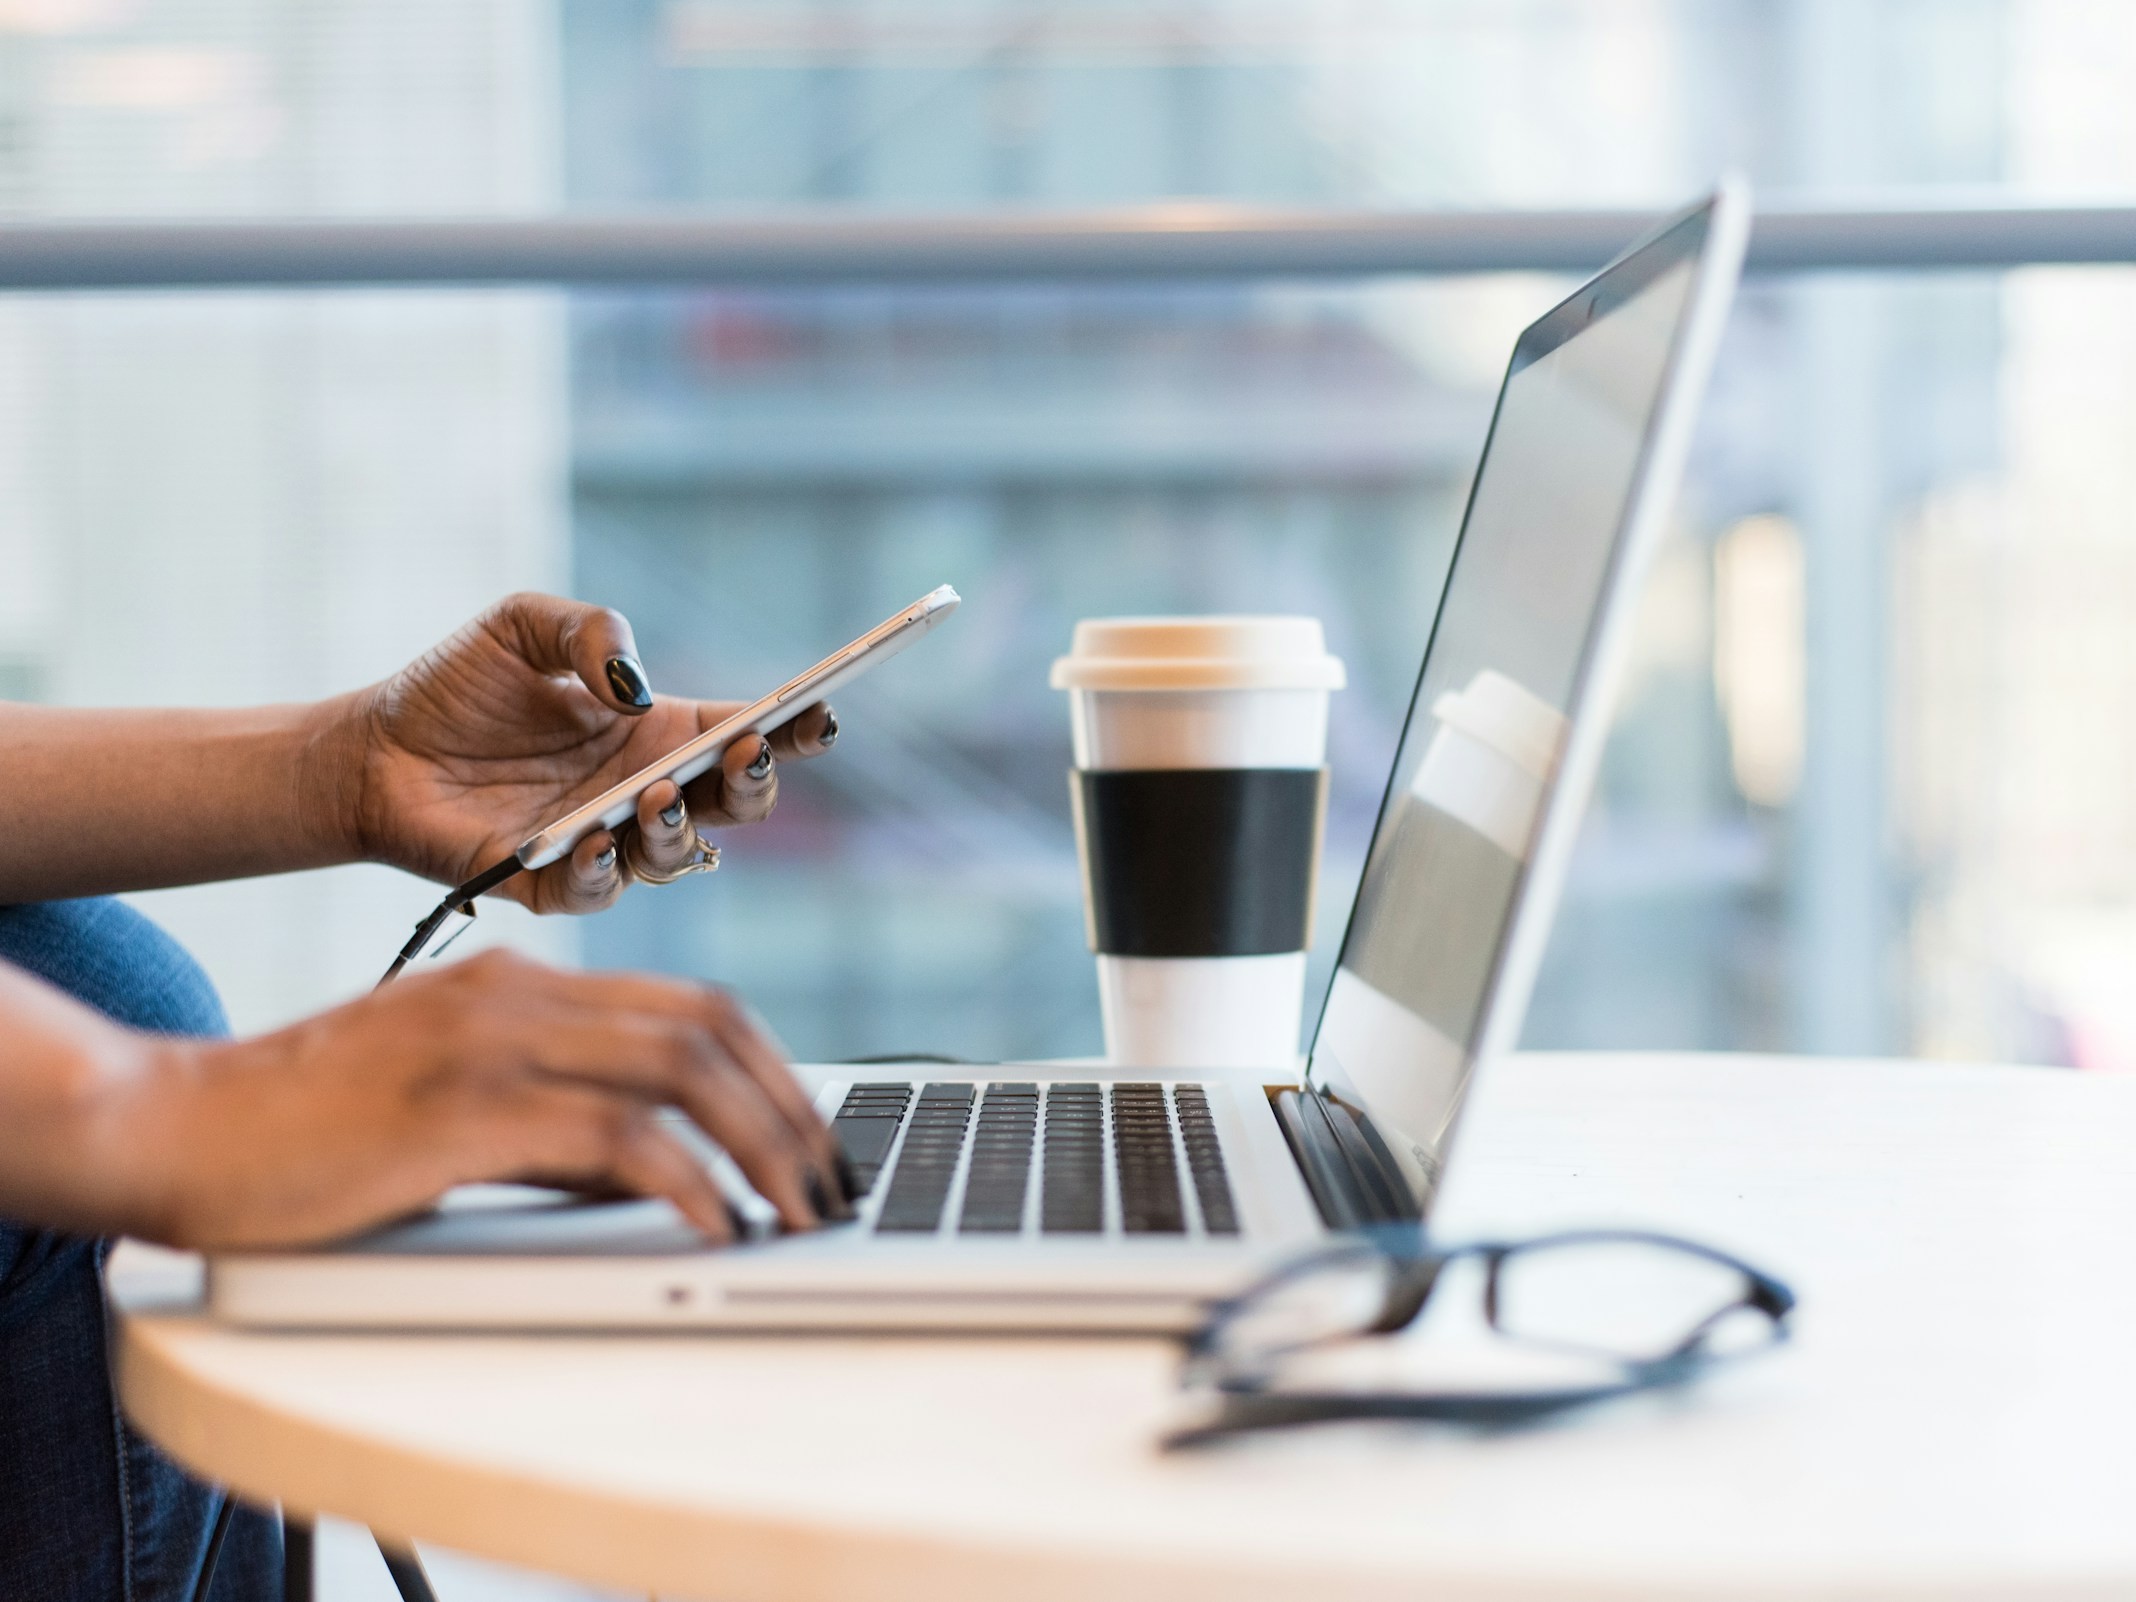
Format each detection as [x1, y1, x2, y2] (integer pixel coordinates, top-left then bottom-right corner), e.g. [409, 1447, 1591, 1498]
[1271, 1088, 1420, 1230]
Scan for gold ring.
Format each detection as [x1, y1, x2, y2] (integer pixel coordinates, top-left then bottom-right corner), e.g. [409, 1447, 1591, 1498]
[627, 829, 721, 887]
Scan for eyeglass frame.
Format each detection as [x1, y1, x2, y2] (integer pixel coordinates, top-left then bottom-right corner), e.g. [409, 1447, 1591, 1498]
[1168, 1224, 1795, 1449]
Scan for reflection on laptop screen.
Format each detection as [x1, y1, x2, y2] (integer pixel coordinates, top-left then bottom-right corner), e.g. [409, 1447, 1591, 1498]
[1307, 219, 1707, 1207]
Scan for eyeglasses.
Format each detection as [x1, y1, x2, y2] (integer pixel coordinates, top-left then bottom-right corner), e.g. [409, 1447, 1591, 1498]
[1167, 1225, 1795, 1449]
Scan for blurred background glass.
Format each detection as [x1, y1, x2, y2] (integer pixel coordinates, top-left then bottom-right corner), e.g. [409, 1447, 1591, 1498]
[3, 0, 2136, 1071]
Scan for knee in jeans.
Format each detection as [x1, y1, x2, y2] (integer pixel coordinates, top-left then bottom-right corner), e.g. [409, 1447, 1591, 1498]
[0, 898, 228, 1039]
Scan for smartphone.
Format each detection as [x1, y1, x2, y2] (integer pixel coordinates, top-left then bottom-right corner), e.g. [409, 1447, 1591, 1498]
[514, 584, 961, 871]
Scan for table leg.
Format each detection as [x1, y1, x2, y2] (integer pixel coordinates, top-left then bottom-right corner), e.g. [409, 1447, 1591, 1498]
[282, 1516, 312, 1602]
[378, 1539, 440, 1602]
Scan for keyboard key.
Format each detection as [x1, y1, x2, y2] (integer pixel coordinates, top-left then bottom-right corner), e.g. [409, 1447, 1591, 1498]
[832, 1084, 913, 1193]
[831, 1116, 899, 1173]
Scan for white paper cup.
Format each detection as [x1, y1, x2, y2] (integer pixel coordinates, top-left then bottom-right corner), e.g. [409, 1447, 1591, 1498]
[1051, 617, 1345, 1069]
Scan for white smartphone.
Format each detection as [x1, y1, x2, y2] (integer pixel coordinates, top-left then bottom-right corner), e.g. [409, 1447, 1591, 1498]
[514, 584, 961, 871]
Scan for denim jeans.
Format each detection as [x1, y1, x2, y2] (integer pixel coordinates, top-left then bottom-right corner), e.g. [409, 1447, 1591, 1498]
[0, 899, 282, 1601]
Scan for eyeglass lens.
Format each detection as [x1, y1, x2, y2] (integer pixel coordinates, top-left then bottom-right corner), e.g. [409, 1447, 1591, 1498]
[1203, 1233, 1782, 1379]
[1202, 1249, 1401, 1371]
[1488, 1237, 1763, 1360]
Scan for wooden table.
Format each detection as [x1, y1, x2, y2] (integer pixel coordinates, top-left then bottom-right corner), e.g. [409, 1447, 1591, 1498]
[113, 1052, 2136, 1601]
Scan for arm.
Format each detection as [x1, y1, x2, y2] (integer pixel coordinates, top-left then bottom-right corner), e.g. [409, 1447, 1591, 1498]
[0, 947, 847, 1248]
[0, 700, 357, 902]
[0, 592, 851, 1246]
[0, 593, 837, 909]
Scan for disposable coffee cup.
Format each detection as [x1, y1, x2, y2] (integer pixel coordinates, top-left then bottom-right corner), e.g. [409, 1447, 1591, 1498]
[1051, 617, 1345, 1069]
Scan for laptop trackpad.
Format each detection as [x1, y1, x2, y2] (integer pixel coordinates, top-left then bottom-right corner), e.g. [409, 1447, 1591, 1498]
[340, 1185, 705, 1256]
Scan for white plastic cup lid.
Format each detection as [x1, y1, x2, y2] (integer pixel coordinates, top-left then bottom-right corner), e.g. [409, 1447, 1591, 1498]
[1049, 616, 1346, 693]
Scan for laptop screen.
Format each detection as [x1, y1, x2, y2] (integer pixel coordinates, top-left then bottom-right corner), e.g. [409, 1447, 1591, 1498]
[1305, 206, 1714, 1210]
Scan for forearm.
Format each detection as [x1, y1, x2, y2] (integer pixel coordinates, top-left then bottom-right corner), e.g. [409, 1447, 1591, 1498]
[0, 698, 363, 901]
[0, 961, 160, 1238]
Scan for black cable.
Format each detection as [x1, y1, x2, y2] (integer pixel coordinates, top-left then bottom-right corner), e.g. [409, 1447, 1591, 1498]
[378, 854, 527, 986]
[354, 857, 536, 1591]
[189, 1492, 237, 1602]
[838, 1052, 976, 1065]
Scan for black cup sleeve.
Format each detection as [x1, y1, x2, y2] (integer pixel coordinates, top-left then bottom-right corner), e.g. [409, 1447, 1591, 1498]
[1071, 767, 1328, 958]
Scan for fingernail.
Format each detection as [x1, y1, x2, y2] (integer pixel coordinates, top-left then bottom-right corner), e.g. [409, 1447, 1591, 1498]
[595, 844, 617, 871]
[725, 1201, 751, 1241]
[604, 655, 653, 709]
[745, 738, 773, 780]
[834, 1151, 861, 1203]
[825, 1174, 856, 1222]
[805, 1170, 846, 1222]
[818, 709, 839, 748]
[659, 797, 686, 827]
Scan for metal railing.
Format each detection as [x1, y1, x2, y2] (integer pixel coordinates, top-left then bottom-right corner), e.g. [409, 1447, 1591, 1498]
[0, 201, 2132, 288]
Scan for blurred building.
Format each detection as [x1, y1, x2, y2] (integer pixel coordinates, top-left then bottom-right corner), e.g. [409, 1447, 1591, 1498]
[0, 1, 573, 1028]
[0, 0, 2133, 1072]
[555, 0, 2036, 1067]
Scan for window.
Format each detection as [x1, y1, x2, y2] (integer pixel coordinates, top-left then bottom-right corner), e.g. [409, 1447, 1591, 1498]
[6, 1, 2136, 1068]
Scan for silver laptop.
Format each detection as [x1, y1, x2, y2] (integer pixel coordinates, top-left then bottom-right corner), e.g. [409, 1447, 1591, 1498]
[208, 182, 1747, 1333]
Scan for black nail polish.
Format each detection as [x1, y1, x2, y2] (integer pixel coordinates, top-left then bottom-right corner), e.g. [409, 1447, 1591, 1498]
[604, 655, 653, 709]
[745, 738, 773, 780]
[818, 709, 839, 748]
[594, 844, 617, 870]
[805, 1170, 853, 1223]
[660, 798, 686, 827]
[825, 1170, 857, 1222]
[833, 1150, 861, 1204]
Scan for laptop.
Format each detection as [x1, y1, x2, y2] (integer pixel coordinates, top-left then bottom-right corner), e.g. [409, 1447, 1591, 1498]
[207, 181, 1748, 1333]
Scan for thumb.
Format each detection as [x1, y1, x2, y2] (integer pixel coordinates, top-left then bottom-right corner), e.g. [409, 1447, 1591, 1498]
[485, 592, 654, 716]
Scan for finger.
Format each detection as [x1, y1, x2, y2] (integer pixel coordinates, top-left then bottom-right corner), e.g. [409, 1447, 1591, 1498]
[482, 592, 655, 717]
[680, 734, 778, 829]
[558, 977, 846, 1200]
[654, 704, 831, 831]
[525, 973, 835, 1226]
[772, 702, 839, 762]
[493, 1083, 736, 1242]
[703, 996, 845, 1197]
[527, 829, 624, 915]
[509, 1001, 823, 1230]
[629, 779, 701, 879]
[672, 702, 832, 763]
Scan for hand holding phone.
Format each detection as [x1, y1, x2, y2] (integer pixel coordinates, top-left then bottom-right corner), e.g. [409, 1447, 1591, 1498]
[516, 583, 960, 869]
[382, 584, 961, 982]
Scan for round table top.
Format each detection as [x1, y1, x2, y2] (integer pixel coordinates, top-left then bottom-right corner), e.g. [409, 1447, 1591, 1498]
[115, 1051, 2136, 1602]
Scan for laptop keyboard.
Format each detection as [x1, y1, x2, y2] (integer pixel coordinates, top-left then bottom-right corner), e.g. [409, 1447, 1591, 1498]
[831, 1080, 1239, 1238]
